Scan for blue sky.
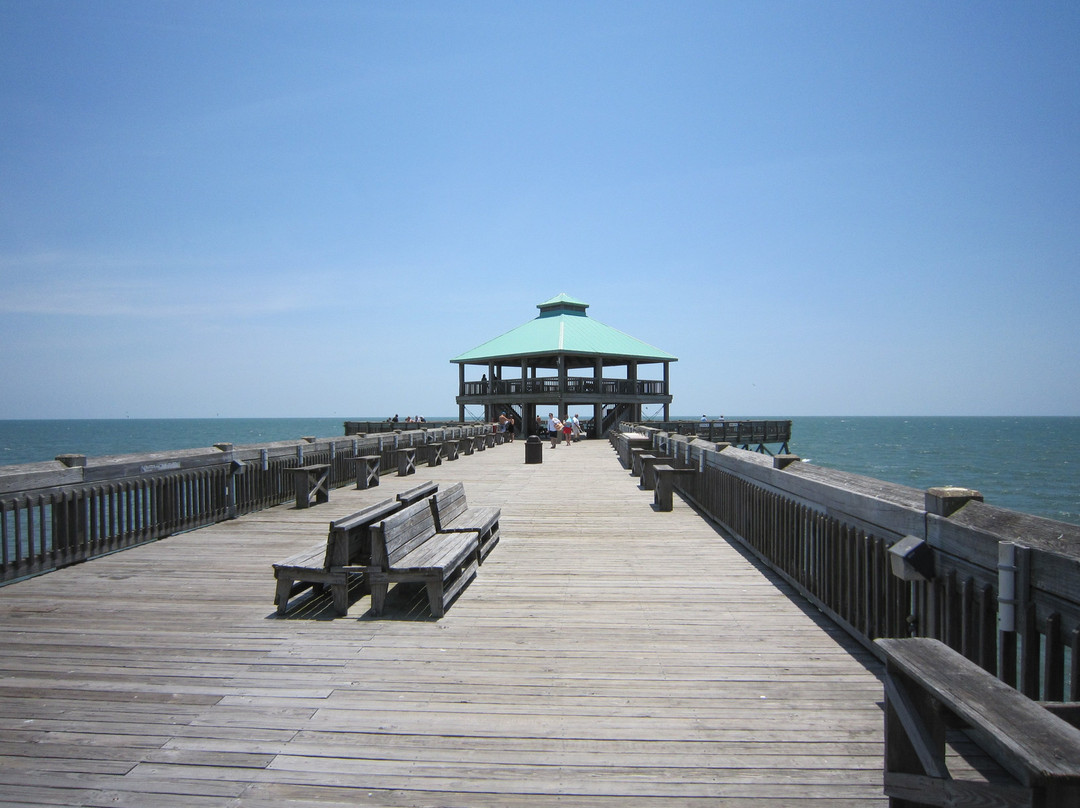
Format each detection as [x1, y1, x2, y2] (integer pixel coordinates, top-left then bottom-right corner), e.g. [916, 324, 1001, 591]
[2, 1, 1077, 419]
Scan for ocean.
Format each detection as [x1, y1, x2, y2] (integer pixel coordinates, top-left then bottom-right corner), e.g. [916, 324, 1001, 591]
[0, 416, 1076, 526]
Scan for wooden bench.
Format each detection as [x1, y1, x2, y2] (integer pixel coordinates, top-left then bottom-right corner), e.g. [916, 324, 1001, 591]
[629, 447, 652, 477]
[347, 454, 381, 490]
[286, 464, 331, 509]
[652, 465, 696, 511]
[272, 498, 402, 615]
[397, 480, 438, 507]
[368, 498, 479, 618]
[424, 442, 443, 467]
[637, 453, 676, 490]
[461, 437, 475, 456]
[430, 481, 500, 564]
[395, 446, 417, 476]
[876, 637, 1080, 807]
[473, 434, 486, 452]
[442, 440, 459, 461]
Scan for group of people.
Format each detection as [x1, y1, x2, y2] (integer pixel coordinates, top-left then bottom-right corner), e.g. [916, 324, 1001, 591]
[387, 414, 426, 424]
[543, 412, 582, 448]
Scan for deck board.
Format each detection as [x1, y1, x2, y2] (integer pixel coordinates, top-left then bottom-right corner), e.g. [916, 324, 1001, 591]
[0, 438, 888, 806]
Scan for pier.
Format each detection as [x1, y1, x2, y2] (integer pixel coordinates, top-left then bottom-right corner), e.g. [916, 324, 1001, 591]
[1, 437, 888, 805]
[2, 425, 1079, 805]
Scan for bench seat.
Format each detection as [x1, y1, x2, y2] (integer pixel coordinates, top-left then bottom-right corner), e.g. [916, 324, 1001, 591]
[391, 529, 476, 575]
[651, 464, 696, 511]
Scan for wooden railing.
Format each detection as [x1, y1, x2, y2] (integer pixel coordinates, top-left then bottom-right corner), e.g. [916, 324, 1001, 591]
[344, 420, 473, 435]
[0, 426, 492, 585]
[639, 419, 792, 450]
[461, 377, 668, 397]
[618, 424, 1080, 702]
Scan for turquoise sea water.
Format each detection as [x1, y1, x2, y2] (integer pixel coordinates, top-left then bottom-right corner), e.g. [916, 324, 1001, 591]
[0, 416, 1077, 525]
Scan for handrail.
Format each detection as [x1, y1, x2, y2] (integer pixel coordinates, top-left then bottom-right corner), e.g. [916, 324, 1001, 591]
[616, 425, 1080, 703]
[0, 426, 491, 585]
[637, 419, 792, 450]
[460, 377, 668, 397]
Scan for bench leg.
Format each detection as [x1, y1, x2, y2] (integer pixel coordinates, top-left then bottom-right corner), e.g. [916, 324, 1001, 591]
[426, 578, 445, 618]
[655, 479, 674, 511]
[370, 579, 388, 616]
[275, 576, 294, 615]
[330, 582, 349, 616]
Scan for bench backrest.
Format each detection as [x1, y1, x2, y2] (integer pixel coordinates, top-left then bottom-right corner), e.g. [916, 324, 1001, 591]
[324, 498, 403, 568]
[397, 480, 438, 506]
[431, 481, 468, 531]
[373, 499, 438, 567]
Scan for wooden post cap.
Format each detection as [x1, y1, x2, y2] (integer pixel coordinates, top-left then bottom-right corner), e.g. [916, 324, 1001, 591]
[925, 486, 983, 517]
[773, 454, 801, 469]
[214, 443, 234, 452]
[55, 454, 86, 467]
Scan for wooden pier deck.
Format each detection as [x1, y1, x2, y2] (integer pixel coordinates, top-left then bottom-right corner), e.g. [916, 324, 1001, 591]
[0, 438, 887, 807]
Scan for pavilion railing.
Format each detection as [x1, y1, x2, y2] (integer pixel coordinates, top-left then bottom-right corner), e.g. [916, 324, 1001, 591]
[0, 425, 490, 586]
[461, 377, 667, 397]
[618, 423, 1080, 702]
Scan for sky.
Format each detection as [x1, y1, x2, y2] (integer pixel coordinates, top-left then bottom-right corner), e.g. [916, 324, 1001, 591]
[1, 1, 1078, 419]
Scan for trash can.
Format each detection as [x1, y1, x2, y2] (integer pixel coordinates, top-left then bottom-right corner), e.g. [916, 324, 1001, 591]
[525, 435, 543, 464]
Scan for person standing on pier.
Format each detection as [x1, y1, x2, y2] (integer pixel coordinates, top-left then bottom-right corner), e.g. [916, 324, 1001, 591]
[547, 413, 560, 448]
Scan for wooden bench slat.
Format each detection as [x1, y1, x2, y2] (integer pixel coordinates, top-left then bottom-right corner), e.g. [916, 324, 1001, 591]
[394, 531, 476, 575]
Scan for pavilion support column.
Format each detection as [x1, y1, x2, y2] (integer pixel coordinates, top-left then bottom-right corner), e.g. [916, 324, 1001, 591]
[559, 354, 567, 421]
[458, 364, 466, 422]
[593, 402, 602, 439]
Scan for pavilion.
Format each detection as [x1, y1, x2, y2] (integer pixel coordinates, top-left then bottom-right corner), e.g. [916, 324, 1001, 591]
[451, 294, 677, 438]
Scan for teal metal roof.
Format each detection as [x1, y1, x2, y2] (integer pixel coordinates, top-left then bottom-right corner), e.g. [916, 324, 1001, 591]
[451, 296, 677, 364]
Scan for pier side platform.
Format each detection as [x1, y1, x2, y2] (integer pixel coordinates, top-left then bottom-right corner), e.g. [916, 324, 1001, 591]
[0, 439, 887, 806]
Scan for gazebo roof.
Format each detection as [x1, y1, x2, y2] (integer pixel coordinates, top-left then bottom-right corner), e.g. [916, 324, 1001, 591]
[451, 295, 677, 364]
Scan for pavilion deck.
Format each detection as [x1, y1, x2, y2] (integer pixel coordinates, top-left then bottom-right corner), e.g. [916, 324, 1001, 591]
[0, 438, 887, 806]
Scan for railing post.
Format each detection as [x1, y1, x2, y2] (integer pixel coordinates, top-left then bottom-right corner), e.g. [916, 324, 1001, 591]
[925, 486, 983, 517]
[773, 454, 801, 470]
[51, 455, 87, 566]
[215, 443, 242, 520]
